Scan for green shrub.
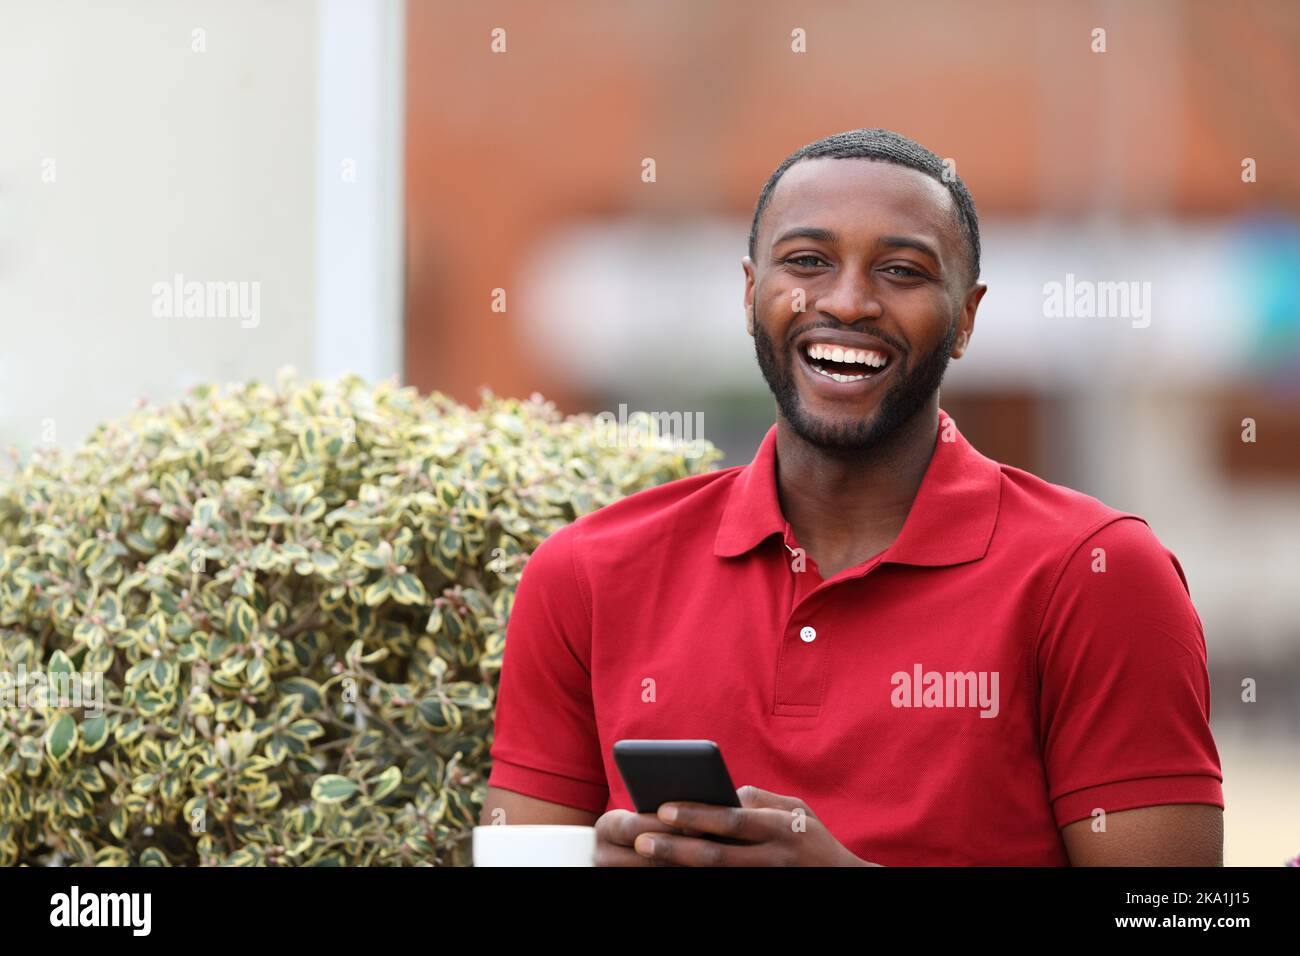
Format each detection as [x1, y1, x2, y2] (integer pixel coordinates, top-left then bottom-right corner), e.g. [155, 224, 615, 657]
[0, 370, 720, 865]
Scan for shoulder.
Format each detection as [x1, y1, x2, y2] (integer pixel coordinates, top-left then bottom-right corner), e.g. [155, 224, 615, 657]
[987, 460, 1197, 620]
[999, 466, 1205, 662]
[994, 461, 1159, 563]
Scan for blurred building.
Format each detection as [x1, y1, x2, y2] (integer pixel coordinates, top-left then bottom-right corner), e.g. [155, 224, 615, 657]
[403, 1, 1300, 863]
[405, 0, 1300, 681]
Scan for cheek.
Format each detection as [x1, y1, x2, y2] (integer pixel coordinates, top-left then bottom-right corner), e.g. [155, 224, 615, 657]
[753, 295, 797, 343]
[890, 295, 955, 344]
[762, 278, 805, 316]
[784, 285, 811, 316]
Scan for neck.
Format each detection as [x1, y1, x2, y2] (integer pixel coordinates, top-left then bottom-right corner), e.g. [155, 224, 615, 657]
[774, 400, 940, 567]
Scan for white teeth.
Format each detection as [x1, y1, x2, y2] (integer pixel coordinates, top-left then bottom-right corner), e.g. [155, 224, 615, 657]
[847, 348, 885, 367]
[810, 365, 868, 383]
[804, 343, 889, 367]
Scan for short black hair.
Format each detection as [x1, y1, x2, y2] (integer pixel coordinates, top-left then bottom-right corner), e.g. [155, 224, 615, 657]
[748, 128, 981, 286]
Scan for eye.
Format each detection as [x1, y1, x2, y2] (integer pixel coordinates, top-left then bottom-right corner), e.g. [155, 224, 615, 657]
[882, 264, 926, 279]
[784, 254, 828, 269]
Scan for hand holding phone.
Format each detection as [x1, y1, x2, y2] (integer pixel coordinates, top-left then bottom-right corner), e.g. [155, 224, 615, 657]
[603, 740, 867, 866]
[606, 740, 748, 855]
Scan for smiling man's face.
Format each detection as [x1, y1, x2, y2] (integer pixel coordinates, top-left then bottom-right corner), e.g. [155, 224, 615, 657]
[743, 157, 985, 453]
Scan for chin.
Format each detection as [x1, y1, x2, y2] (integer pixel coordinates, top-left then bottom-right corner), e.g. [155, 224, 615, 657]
[788, 402, 889, 450]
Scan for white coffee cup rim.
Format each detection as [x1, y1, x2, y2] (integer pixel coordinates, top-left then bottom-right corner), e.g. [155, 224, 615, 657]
[473, 824, 594, 831]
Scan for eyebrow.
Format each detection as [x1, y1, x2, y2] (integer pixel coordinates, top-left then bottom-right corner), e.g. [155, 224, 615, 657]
[773, 226, 838, 246]
[772, 227, 942, 265]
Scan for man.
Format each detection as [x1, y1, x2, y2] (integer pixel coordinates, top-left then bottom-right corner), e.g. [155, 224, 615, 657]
[480, 129, 1224, 866]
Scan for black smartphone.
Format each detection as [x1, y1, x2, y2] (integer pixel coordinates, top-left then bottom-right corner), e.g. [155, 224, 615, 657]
[613, 739, 742, 814]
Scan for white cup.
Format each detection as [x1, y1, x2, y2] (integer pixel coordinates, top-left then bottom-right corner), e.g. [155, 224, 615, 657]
[472, 825, 596, 867]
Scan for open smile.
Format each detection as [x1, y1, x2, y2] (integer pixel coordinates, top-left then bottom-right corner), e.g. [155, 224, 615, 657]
[795, 338, 896, 395]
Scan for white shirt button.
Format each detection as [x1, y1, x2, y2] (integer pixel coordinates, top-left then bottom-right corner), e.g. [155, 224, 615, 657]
[799, 626, 817, 643]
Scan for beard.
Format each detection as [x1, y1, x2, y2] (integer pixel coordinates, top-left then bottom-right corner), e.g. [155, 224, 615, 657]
[752, 306, 957, 455]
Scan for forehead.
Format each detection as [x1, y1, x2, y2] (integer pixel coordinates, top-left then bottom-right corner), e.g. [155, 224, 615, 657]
[762, 156, 959, 252]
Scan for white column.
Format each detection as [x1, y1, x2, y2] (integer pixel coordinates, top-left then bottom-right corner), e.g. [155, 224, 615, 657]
[314, 0, 405, 382]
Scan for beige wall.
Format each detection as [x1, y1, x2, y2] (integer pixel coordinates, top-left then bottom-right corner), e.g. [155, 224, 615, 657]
[0, 0, 318, 453]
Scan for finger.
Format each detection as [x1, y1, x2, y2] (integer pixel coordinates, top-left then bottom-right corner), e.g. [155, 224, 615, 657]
[600, 809, 684, 847]
[657, 802, 787, 842]
[735, 788, 815, 835]
[633, 831, 777, 867]
[596, 840, 680, 867]
[736, 785, 807, 812]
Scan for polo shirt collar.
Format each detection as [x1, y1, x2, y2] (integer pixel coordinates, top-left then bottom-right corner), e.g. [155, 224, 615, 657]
[713, 410, 1002, 567]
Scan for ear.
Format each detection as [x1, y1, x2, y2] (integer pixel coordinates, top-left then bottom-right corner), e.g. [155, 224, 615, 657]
[950, 282, 986, 360]
[742, 256, 756, 337]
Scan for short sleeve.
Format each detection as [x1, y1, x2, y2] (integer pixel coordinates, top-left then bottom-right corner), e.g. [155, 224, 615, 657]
[1036, 516, 1224, 828]
[486, 525, 609, 814]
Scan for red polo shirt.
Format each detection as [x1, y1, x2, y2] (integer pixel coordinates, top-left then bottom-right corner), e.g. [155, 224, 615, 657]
[487, 411, 1224, 865]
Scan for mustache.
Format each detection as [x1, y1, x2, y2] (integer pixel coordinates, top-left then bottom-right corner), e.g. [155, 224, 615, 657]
[783, 320, 908, 357]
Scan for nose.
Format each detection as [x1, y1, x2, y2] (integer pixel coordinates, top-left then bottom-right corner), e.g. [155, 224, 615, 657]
[816, 267, 884, 326]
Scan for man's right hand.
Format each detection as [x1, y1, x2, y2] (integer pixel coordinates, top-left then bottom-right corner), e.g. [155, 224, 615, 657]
[594, 808, 687, 866]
